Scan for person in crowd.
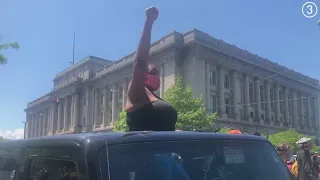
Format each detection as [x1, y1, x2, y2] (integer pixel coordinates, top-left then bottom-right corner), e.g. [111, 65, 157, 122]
[125, 7, 178, 132]
[296, 137, 313, 180]
[276, 144, 289, 163]
[312, 155, 319, 179]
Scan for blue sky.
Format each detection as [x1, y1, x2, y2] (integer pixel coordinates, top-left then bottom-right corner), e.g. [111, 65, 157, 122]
[1, 0, 320, 136]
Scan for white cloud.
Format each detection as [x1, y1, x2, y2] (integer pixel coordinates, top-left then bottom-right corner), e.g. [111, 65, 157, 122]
[0, 129, 24, 140]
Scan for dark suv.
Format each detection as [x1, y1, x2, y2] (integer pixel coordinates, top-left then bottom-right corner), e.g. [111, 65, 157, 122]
[0, 131, 294, 180]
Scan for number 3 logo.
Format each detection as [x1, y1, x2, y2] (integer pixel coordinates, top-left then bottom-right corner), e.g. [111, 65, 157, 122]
[302, 2, 318, 18]
[307, 5, 313, 14]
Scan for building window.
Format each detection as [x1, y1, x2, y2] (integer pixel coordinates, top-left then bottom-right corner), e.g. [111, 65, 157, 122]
[249, 83, 254, 107]
[250, 112, 254, 119]
[26, 158, 78, 180]
[83, 96, 86, 106]
[211, 95, 217, 113]
[279, 91, 284, 113]
[240, 79, 244, 103]
[100, 94, 104, 105]
[118, 86, 123, 100]
[288, 93, 293, 115]
[270, 88, 274, 111]
[109, 90, 113, 101]
[280, 117, 283, 122]
[261, 114, 264, 120]
[260, 85, 265, 109]
[297, 101, 300, 117]
[209, 71, 216, 85]
[271, 116, 274, 121]
[0, 156, 17, 180]
[225, 98, 231, 115]
[224, 75, 230, 88]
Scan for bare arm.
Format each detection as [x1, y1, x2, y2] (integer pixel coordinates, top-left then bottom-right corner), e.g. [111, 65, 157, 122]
[127, 7, 158, 105]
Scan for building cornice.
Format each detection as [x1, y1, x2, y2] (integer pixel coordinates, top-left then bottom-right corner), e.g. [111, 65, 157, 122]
[53, 56, 112, 81]
[184, 28, 320, 89]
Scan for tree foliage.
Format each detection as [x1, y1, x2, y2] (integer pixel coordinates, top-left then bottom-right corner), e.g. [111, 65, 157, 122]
[0, 42, 20, 65]
[267, 129, 320, 153]
[163, 75, 217, 132]
[113, 111, 128, 132]
[113, 75, 217, 132]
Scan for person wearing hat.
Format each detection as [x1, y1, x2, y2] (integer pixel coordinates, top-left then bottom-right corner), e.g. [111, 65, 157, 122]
[296, 137, 313, 180]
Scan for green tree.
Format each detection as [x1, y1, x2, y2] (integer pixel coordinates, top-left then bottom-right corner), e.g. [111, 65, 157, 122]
[164, 75, 217, 132]
[218, 127, 230, 133]
[268, 129, 304, 152]
[267, 129, 320, 153]
[113, 75, 217, 132]
[0, 42, 20, 65]
[113, 111, 128, 132]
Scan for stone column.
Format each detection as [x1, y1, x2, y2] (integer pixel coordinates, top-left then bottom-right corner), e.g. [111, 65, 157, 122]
[313, 97, 319, 128]
[39, 113, 43, 137]
[30, 114, 34, 138]
[292, 91, 298, 127]
[52, 102, 58, 134]
[317, 96, 320, 130]
[63, 97, 69, 130]
[275, 84, 281, 124]
[122, 78, 128, 110]
[307, 96, 312, 127]
[254, 78, 261, 123]
[43, 110, 48, 136]
[70, 95, 74, 127]
[103, 86, 109, 124]
[25, 112, 30, 138]
[217, 66, 225, 117]
[243, 74, 250, 119]
[299, 93, 305, 126]
[85, 87, 94, 130]
[57, 101, 63, 130]
[72, 93, 80, 132]
[264, 80, 271, 123]
[25, 120, 29, 139]
[231, 70, 238, 117]
[284, 88, 289, 124]
[35, 113, 39, 137]
[94, 89, 100, 126]
[112, 84, 118, 122]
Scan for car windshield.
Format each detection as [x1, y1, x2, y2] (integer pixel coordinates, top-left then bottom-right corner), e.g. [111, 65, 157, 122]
[100, 139, 294, 180]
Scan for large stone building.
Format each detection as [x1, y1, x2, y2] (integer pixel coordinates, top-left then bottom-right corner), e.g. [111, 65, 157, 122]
[24, 29, 320, 138]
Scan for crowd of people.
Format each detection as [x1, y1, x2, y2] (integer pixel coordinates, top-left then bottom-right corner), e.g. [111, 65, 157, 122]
[276, 137, 320, 180]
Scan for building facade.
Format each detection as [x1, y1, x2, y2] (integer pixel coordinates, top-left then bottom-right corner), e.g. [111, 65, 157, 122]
[24, 29, 320, 138]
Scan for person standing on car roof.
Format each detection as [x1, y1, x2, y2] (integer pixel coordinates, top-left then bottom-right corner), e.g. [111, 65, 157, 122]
[296, 137, 314, 180]
[125, 7, 178, 131]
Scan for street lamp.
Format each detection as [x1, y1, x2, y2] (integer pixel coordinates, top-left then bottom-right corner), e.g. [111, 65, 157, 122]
[318, 20, 320, 26]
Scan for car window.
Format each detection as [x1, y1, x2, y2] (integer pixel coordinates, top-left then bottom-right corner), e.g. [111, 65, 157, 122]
[26, 158, 78, 180]
[0, 156, 17, 180]
[100, 140, 294, 180]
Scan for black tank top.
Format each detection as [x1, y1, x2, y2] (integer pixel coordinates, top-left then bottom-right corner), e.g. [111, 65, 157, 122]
[126, 94, 177, 131]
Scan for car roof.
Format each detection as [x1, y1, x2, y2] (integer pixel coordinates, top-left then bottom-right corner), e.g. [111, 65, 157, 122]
[0, 131, 268, 149]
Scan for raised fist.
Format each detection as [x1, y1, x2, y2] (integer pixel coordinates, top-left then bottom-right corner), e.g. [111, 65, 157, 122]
[146, 7, 159, 23]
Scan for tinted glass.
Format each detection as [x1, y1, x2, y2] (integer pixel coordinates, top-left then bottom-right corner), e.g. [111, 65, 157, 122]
[101, 140, 294, 180]
[27, 158, 79, 180]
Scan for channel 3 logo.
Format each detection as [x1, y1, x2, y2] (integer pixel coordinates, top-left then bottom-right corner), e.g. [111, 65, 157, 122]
[302, 2, 318, 18]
